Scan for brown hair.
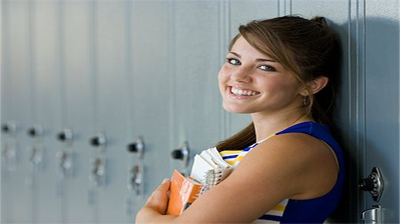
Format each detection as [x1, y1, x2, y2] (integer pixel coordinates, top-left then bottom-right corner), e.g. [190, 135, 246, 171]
[217, 16, 341, 151]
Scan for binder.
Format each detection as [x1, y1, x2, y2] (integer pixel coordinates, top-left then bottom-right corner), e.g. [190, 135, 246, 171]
[166, 147, 233, 215]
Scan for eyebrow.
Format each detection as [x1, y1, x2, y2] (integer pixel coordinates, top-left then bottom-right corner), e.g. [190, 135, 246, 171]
[229, 51, 276, 62]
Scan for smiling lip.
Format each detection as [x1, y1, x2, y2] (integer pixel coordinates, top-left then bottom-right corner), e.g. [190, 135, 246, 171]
[229, 86, 260, 97]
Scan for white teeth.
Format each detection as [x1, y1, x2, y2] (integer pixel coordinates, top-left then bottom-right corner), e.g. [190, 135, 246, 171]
[231, 87, 258, 96]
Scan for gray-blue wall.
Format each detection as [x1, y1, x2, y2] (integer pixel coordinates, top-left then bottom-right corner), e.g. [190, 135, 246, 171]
[1, 0, 399, 223]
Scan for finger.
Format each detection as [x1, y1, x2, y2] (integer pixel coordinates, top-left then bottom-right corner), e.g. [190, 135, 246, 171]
[146, 178, 170, 205]
[157, 178, 170, 192]
[149, 179, 169, 199]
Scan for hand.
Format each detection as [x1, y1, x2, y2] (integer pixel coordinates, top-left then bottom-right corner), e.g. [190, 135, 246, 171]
[146, 178, 171, 214]
[136, 178, 171, 223]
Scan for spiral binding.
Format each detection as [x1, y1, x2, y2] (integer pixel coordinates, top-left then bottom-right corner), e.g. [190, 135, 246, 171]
[199, 167, 233, 196]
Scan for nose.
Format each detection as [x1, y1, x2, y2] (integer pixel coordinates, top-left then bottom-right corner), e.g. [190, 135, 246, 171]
[230, 66, 252, 83]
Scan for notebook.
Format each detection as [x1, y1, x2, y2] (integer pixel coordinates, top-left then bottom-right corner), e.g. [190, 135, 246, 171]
[190, 147, 233, 191]
[166, 170, 203, 215]
[166, 147, 233, 215]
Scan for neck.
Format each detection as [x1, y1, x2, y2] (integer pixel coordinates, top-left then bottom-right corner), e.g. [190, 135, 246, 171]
[251, 110, 313, 142]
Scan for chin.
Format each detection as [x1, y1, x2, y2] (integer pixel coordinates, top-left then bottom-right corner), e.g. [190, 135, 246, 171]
[222, 104, 251, 114]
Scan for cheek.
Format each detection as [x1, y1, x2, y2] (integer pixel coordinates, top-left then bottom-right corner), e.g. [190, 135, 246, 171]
[262, 77, 300, 97]
[278, 80, 304, 99]
[218, 66, 229, 78]
[218, 67, 230, 87]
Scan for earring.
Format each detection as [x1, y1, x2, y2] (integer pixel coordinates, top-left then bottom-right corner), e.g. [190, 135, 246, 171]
[303, 96, 309, 107]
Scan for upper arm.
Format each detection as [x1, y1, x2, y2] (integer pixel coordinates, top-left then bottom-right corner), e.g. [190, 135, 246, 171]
[173, 133, 338, 223]
[173, 134, 335, 223]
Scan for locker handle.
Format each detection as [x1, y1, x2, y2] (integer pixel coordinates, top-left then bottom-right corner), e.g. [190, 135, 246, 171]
[127, 137, 145, 158]
[57, 129, 73, 142]
[90, 134, 106, 147]
[2, 122, 16, 134]
[1, 124, 9, 132]
[171, 141, 190, 167]
[28, 125, 43, 137]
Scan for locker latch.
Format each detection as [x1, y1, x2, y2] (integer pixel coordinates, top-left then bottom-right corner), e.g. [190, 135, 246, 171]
[361, 205, 382, 224]
[128, 163, 143, 195]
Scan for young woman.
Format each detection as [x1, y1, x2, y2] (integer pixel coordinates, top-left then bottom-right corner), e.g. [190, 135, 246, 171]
[136, 15, 344, 224]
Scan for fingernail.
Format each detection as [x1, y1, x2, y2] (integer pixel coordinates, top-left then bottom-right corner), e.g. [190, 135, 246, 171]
[162, 178, 169, 184]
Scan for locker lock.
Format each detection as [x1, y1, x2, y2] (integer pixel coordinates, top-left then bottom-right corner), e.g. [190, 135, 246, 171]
[1, 124, 9, 132]
[359, 167, 384, 202]
[57, 129, 73, 142]
[171, 149, 185, 159]
[90, 134, 106, 147]
[127, 137, 144, 158]
[28, 125, 43, 138]
[171, 141, 190, 167]
[1, 122, 16, 134]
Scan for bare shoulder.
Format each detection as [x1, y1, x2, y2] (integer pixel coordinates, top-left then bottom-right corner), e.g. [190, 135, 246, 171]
[230, 132, 339, 200]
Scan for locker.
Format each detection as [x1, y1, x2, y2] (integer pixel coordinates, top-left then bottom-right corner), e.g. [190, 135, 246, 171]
[92, 1, 131, 222]
[128, 0, 172, 219]
[364, 1, 399, 222]
[1, 1, 14, 223]
[2, 1, 36, 223]
[30, 2, 66, 222]
[62, 1, 93, 223]
[171, 0, 223, 174]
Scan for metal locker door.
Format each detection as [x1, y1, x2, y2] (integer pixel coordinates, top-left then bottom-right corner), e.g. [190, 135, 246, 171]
[30, 1, 64, 222]
[1, 1, 13, 222]
[171, 0, 222, 174]
[62, 1, 94, 223]
[0, 23, 15, 220]
[93, 1, 131, 223]
[2, 1, 22, 223]
[129, 1, 172, 221]
[1, 1, 34, 223]
[361, 2, 400, 223]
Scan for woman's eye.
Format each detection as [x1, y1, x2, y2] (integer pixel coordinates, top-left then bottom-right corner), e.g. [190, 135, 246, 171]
[259, 65, 276, 71]
[227, 58, 241, 65]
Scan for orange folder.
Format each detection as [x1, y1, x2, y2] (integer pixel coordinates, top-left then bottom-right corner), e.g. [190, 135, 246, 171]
[166, 170, 203, 215]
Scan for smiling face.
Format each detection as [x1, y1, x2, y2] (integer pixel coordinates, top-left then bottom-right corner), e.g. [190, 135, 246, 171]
[218, 36, 306, 117]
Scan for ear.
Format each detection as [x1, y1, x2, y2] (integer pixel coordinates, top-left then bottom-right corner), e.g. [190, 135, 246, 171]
[300, 76, 329, 96]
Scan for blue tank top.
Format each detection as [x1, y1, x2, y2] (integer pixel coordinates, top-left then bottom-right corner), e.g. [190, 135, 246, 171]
[220, 122, 345, 223]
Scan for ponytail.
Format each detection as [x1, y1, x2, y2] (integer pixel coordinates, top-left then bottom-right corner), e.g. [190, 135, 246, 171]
[216, 123, 256, 152]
